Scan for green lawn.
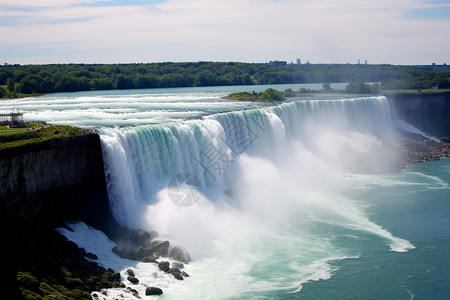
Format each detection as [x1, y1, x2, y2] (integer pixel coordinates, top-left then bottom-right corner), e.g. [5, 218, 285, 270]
[0, 127, 28, 135]
[0, 125, 86, 151]
[0, 125, 42, 135]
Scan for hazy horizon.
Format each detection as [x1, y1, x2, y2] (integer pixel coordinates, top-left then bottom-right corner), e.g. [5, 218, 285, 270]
[0, 61, 448, 67]
[1, 0, 450, 66]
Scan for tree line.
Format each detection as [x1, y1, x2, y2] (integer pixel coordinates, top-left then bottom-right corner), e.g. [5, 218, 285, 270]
[1, 62, 449, 97]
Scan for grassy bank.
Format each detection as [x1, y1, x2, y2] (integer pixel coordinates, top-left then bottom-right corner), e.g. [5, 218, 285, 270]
[0, 125, 42, 135]
[0, 125, 87, 152]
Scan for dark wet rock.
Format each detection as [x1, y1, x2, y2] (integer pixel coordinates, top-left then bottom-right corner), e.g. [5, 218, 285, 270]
[169, 267, 181, 274]
[141, 255, 158, 263]
[131, 229, 152, 246]
[151, 240, 170, 256]
[111, 272, 121, 281]
[85, 252, 98, 260]
[112, 244, 138, 260]
[16, 272, 40, 290]
[158, 261, 170, 272]
[171, 262, 184, 269]
[127, 286, 140, 296]
[127, 275, 139, 283]
[169, 246, 191, 263]
[112, 229, 170, 262]
[127, 269, 135, 276]
[112, 281, 124, 288]
[181, 271, 189, 277]
[172, 272, 184, 280]
[145, 286, 163, 296]
[7, 220, 125, 300]
[136, 245, 155, 260]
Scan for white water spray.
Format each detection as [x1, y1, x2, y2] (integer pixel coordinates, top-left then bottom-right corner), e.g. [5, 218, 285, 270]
[99, 96, 413, 258]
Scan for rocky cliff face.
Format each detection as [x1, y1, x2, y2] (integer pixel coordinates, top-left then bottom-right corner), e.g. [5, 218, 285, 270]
[0, 134, 111, 228]
[387, 92, 450, 137]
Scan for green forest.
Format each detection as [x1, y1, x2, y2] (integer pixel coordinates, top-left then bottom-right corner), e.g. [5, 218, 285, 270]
[1, 62, 449, 97]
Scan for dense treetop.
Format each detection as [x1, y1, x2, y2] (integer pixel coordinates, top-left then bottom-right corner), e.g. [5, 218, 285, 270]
[0, 62, 449, 97]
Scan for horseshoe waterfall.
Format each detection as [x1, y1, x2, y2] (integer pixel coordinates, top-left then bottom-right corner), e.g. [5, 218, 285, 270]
[4, 86, 450, 299]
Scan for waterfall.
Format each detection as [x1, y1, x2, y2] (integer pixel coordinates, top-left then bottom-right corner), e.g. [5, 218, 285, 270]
[57, 93, 417, 299]
[100, 96, 397, 230]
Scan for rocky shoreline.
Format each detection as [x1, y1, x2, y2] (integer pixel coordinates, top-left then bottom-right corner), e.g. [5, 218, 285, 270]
[3, 219, 122, 299]
[397, 133, 450, 169]
[6, 221, 192, 299]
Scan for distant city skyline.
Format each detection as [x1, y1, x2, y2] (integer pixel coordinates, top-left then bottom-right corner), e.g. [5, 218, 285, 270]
[1, 0, 450, 65]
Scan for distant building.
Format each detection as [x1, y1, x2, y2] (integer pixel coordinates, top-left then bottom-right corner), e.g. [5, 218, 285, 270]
[358, 59, 361, 64]
[365, 60, 368, 65]
[269, 60, 287, 66]
[296, 58, 301, 65]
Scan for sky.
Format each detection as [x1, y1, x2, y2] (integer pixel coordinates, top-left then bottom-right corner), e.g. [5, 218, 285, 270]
[0, 0, 449, 65]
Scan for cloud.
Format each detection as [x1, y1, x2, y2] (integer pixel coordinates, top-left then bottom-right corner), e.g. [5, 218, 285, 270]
[0, 0, 449, 64]
[0, 0, 106, 9]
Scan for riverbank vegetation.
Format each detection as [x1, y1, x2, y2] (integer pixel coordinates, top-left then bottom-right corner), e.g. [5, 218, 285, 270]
[0, 125, 87, 152]
[226, 83, 384, 101]
[226, 88, 287, 101]
[0, 62, 449, 97]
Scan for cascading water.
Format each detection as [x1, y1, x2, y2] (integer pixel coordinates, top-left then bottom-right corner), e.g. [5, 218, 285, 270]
[5, 88, 435, 299]
[100, 96, 399, 231]
[89, 95, 415, 298]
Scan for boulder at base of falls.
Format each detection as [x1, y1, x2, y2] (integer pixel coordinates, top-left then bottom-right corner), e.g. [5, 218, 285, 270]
[112, 229, 168, 261]
[112, 244, 138, 260]
[171, 272, 184, 280]
[142, 255, 158, 263]
[130, 229, 152, 246]
[181, 271, 189, 277]
[127, 275, 139, 283]
[146, 287, 163, 296]
[111, 272, 121, 281]
[169, 267, 187, 280]
[135, 245, 155, 260]
[171, 262, 184, 269]
[158, 261, 170, 272]
[169, 246, 191, 263]
[151, 240, 170, 256]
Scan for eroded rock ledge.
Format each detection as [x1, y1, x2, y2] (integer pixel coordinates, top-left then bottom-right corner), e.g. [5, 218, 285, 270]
[397, 133, 450, 169]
